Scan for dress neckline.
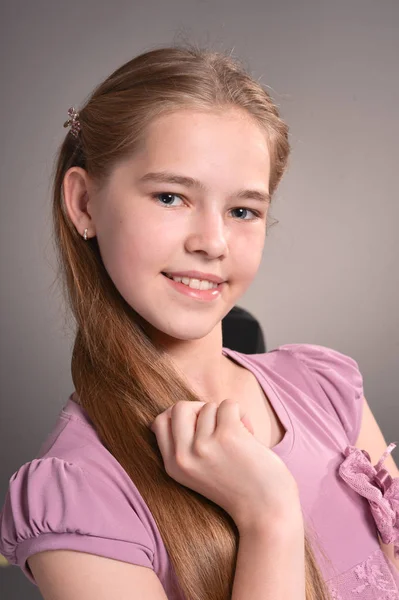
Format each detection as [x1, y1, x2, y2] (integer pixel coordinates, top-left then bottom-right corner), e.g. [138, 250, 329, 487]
[221, 347, 295, 457]
[63, 347, 295, 458]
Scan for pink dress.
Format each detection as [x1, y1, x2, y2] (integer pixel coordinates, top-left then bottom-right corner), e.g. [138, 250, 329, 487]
[1, 344, 398, 599]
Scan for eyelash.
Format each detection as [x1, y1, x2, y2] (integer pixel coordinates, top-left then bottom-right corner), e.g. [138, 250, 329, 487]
[151, 192, 262, 221]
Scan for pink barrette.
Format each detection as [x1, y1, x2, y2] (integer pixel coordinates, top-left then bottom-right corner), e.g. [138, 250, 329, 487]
[63, 107, 81, 138]
[338, 442, 399, 558]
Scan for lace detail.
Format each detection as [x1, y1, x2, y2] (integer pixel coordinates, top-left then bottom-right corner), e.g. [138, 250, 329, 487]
[338, 443, 399, 558]
[327, 548, 399, 599]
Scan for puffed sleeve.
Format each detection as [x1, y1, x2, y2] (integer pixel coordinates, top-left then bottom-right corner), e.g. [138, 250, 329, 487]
[0, 457, 155, 585]
[276, 343, 364, 445]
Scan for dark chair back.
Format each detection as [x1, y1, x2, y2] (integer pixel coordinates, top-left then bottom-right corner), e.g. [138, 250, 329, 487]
[221, 306, 266, 354]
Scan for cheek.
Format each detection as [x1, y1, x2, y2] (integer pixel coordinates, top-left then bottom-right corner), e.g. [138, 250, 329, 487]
[231, 228, 265, 278]
[96, 212, 175, 287]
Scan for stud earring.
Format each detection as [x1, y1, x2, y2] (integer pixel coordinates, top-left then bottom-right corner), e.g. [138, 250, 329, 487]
[83, 228, 88, 240]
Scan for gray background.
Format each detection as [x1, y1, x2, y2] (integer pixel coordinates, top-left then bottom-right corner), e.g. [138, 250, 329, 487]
[1, 0, 398, 597]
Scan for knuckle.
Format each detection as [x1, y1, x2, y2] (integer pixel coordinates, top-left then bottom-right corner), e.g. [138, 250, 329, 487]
[163, 460, 174, 477]
[171, 401, 187, 414]
[221, 398, 235, 405]
[174, 450, 190, 471]
[192, 439, 211, 459]
[216, 428, 234, 447]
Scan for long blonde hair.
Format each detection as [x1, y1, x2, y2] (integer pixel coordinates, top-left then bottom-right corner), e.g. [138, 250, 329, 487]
[52, 43, 332, 600]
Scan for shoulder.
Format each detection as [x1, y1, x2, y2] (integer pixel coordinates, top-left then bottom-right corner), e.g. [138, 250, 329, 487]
[269, 343, 364, 444]
[270, 343, 361, 377]
[245, 343, 363, 445]
[266, 343, 363, 393]
[0, 403, 157, 585]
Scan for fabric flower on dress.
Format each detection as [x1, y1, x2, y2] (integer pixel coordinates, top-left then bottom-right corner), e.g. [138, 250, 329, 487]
[338, 442, 399, 559]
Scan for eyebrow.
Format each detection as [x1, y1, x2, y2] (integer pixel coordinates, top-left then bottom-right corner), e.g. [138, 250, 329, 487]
[138, 171, 271, 204]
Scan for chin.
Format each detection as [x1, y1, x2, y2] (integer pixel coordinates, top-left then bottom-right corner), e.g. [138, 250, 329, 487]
[142, 315, 219, 344]
[161, 323, 216, 342]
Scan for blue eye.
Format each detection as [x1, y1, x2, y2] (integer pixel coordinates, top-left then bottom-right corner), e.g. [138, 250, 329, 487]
[152, 193, 184, 206]
[231, 207, 260, 221]
[152, 192, 260, 221]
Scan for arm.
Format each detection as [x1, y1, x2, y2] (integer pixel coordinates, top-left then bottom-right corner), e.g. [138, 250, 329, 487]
[28, 551, 169, 600]
[232, 507, 306, 600]
[355, 395, 399, 571]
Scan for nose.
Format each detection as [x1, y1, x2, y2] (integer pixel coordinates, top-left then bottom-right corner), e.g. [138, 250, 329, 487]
[184, 207, 228, 258]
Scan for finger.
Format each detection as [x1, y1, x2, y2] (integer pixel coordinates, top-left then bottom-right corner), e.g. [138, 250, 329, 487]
[216, 399, 242, 433]
[169, 402, 206, 459]
[194, 401, 219, 441]
[150, 402, 207, 471]
[150, 401, 206, 432]
[151, 413, 176, 469]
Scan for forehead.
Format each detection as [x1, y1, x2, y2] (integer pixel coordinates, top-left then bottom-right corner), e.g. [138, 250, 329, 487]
[143, 108, 269, 161]
[111, 107, 271, 189]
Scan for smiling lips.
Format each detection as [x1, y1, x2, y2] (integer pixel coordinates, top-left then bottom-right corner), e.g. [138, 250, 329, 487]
[164, 273, 219, 290]
[162, 272, 225, 300]
[162, 270, 226, 284]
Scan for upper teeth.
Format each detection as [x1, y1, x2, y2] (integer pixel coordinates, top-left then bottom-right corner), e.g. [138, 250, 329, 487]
[165, 273, 219, 290]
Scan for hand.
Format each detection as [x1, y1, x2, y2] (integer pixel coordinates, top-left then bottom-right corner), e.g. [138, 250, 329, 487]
[150, 399, 300, 528]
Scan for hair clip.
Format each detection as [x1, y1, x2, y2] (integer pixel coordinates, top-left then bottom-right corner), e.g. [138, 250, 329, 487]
[63, 107, 81, 138]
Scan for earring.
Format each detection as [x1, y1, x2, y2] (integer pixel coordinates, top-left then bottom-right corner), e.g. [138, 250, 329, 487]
[83, 228, 88, 240]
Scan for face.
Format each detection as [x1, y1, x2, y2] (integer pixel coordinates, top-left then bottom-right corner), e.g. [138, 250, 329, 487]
[68, 108, 271, 343]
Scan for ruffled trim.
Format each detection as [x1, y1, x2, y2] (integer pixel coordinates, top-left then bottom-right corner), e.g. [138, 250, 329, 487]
[338, 442, 399, 558]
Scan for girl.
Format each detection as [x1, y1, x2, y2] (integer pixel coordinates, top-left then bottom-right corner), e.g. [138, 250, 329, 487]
[0, 44, 398, 600]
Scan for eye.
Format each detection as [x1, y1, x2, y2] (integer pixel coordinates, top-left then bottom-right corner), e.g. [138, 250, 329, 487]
[152, 192, 185, 207]
[151, 193, 261, 221]
[230, 207, 261, 221]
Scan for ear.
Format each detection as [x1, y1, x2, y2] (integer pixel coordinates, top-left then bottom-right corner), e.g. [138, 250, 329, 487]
[62, 166, 96, 239]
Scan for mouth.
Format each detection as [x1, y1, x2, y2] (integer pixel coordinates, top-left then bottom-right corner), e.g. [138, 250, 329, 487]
[161, 272, 223, 289]
[161, 272, 228, 297]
